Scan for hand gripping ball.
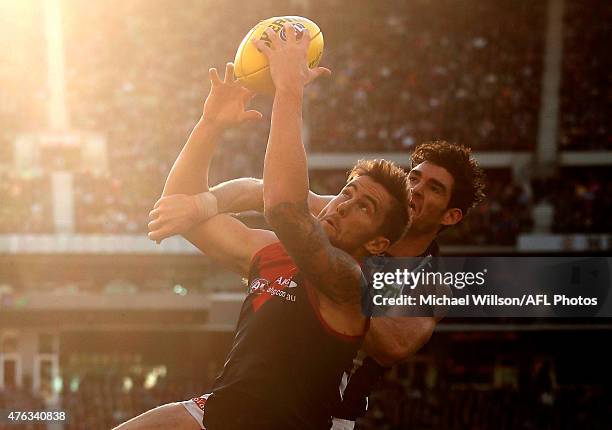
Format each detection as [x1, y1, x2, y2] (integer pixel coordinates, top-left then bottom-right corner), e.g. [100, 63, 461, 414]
[234, 16, 324, 95]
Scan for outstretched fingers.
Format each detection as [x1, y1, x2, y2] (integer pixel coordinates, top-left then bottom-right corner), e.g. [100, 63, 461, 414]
[223, 62, 235, 83]
[209, 67, 222, 86]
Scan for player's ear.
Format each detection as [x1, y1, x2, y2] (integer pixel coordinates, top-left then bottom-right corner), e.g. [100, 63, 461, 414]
[364, 236, 390, 255]
[441, 207, 462, 227]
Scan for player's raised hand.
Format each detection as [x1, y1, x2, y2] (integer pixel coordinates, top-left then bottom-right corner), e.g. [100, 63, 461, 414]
[202, 62, 263, 127]
[253, 24, 331, 93]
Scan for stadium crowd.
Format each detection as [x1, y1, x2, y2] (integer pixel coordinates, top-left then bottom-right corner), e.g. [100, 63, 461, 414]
[0, 172, 52, 234]
[559, 0, 611, 150]
[308, 0, 544, 152]
[0, 0, 609, 240]
[0, 387, 46, 430]
[2, 358, 606, 430]
[358, 383, 611, 430]
[61, 372, 208, 430]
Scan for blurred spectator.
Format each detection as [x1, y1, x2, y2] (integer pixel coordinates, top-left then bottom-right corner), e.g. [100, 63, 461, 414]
[358, 384, 612, 430]
[308, 0, 545, 152]
[559, 0, 611, 150]
[0, 387, 46, 430]
[0, 172, 53, 234]
[62, 371, 211, 430]
[549, 170, 612, 234]
[0, 0, 609, 239]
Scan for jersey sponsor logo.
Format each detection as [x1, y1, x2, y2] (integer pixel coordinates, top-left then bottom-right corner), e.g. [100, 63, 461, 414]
[262, 285, 297, 302]
[251, 276, 299, 311]
[249, 278, 270, 294]
[275, 276, 298, 288]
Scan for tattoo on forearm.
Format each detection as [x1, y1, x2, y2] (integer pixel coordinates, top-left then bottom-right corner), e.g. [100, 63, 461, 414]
[266, 201, 361, 304]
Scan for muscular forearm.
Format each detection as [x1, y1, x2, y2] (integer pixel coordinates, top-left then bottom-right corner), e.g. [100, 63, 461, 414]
[363, 317, 435, 367]
[263, 89, 309, 211]
[210, 177, 333, 216]
[162, 118, 223, 197]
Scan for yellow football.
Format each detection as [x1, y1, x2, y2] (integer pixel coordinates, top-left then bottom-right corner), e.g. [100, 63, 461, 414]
[234, 16, 324, 95]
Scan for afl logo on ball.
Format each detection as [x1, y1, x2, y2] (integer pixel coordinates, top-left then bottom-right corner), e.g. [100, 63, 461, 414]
[249, 278, 270, 294]
[280, 23, 306, 41]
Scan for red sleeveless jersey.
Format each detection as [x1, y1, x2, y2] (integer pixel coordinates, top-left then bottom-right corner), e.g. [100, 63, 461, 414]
[202, 241, 364, 430]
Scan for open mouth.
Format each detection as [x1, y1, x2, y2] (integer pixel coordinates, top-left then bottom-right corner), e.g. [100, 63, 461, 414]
[408, 201, 419, 217]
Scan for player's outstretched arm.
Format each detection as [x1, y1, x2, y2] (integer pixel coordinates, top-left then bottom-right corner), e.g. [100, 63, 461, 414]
[149, 63, 276, 275]
[160, 63, 262, 197]
[255, 25, 362, 304]
[183, 215, 277, 277]
[210, 178, 333, 216]
[147, 179, 333, 243]
[266, 202, 363, 304]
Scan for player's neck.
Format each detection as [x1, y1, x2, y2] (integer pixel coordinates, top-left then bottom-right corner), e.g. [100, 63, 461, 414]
[388, 229, 437, 257]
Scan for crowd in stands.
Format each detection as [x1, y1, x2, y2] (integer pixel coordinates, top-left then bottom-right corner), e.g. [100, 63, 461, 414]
[438, 175, 533, 246]
[2, 329, 610, 429]
[0, 172, 52, 234]
[540, 169, 612, 234]
[0, 0, 609, 240]
[358, 383, 611, 429]
[2, 162, 611, 243]
[559, 0, 611, 150]
[308, 0, 544, 152]
[62, 372, 209, 430]
[2, 364, 607, 429]
[0, 387, 46, 430]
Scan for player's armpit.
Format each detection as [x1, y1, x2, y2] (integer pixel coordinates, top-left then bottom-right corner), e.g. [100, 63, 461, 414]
[265, 201, 362, 304]
[183, 214, 277, 277]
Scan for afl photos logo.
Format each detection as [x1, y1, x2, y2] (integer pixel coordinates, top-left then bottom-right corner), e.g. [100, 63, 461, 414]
[249, 278, 270, 294]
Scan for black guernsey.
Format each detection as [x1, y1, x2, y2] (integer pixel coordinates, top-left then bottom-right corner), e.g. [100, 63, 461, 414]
[202, 241, 364, 430]
[334, 240, 441, 421]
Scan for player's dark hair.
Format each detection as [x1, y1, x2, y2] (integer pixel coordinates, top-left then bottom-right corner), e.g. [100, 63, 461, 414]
[348, 159, 410, 244]
[411, 141, 486, 215]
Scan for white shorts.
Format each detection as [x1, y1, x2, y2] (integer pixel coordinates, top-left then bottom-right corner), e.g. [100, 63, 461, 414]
[181, 393, 211, 430]
[182, 392, 357, 430]
[331, 417, 356, 430]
